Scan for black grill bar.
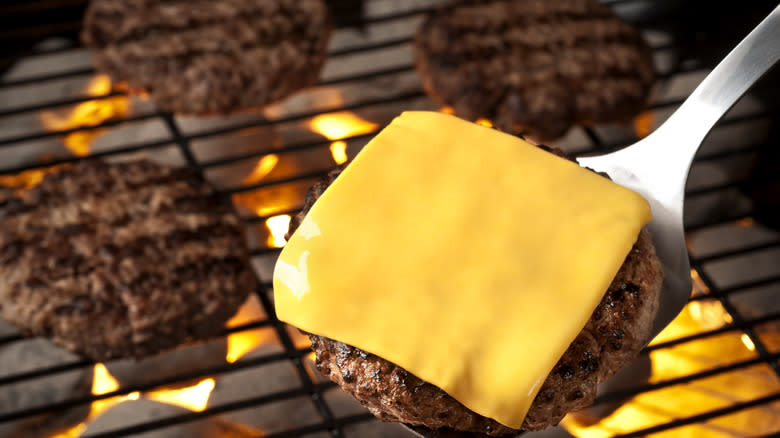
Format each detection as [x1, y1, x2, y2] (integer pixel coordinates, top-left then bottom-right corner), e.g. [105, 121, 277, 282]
[0, 66, 93, 89]
[0, 341, 313, 424]
[80, 382, 353, 438]
[0, 90, 125, 118]
[247, 207, 305, 224]
[692, 240, 780, 264]
[694, 260, 780, 379]
[261, 414, 376, 438]
[688, 273, 780, 302]
[686, 174, 780, 198]
[0, 137, 176, 176]
[643, 311, 780, 353]
[0, 359, 90, 388]
[0, 319, 275, 384]
[0, 113, 163, 149]
[593, 352, 780, 406]
[0, 0, 85, 15]
[686, 205, 780, 232]
[611, 391, 780, 438]
[201, 132, 374, 171]
[252, 271, 345, 437]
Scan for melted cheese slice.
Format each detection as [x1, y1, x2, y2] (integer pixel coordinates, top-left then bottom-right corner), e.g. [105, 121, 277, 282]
[274, 111, 651, 428]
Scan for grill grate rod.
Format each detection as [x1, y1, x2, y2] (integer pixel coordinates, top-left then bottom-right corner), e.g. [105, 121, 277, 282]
[80, 382, 355, 438]
[692, 240, 780, 264]
[688, 273, 780, 302]
[610, 391, 780, 438]
[252, 272, 346, 437]
[0, 342, 314, 424]
[643, 311, 780, 353]
[592, 351, 780, 406]
[0, 319, 274, 385]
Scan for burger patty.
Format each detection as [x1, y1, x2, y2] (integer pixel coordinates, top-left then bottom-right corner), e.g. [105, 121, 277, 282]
[289, 156, 662, 435]
[0, 160, 256, 361]
[413, 0, 655, 141]
[81, 0, 331, 115]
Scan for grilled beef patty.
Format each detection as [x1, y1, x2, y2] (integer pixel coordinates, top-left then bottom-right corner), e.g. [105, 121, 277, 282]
[414, 0, 655, 141]
[0, 160, 256, 361]
[288, 153, 662, 435]
[81, 0, 331, 114]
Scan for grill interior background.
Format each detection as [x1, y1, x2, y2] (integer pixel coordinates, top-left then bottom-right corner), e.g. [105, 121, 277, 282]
[1, 1, 779, 437]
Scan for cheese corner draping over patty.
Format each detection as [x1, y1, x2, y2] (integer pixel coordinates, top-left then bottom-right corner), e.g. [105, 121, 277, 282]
[274, 111, 651, 428]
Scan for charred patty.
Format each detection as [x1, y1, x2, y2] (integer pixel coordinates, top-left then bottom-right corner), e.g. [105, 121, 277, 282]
[0, 159, 256, 361]
[81, 0, 331, 115]
[414, 0, 655, 141]
[288, 152, 662, 435]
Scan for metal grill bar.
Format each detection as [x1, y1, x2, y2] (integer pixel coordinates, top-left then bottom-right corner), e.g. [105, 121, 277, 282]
[0, 319, 280, 386]
[688, 274, 780, 301]
[592, 352, 780, 405]
[643, 311, 780, 352]
[686, 206, 780, 232]
[80, 382, 355, 438]
[0, 345, 311, 423]
[611, 391, 780, 438]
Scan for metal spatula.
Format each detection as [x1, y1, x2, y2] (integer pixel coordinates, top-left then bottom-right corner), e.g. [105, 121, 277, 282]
[577, 3, 779, 343]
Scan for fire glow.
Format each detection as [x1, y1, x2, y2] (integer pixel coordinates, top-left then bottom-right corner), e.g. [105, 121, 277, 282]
[308, 111, 378, 164]
[266, 214, 292, 248]
[52, 364, 140, 438]
[146, 379, 216, 412]
[633, 111, 655, 139]
[53, 363, 217, 437]
[40, 75, 129, 157]
[225, 294, 273, 363]
[562, 271, 780, 437]
[0, 166, 59, 191]
[241, 154, 280, 186]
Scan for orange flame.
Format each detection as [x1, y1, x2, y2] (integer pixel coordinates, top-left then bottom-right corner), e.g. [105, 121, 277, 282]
[633, 112, 655, 139]
[40, 74, 129, 157]
[241, 154, 280, 186]
[231, 153, 285, 221]
[225, 295, 272, 363]
[563, 288, 780, 437]
[52, 364, 140, 437]
[736, 217, 755, 228]
[740, 334, 756, 352]
[0, 166, 60, 191]
[266, 214, 292, 248]
[53, 363, 216, 436]
[146, 378, 216, 412]
[690, 268, 711, 296]
[329, 141, 349, 165]
[308, 112, 378, 165]
[439, 106, 455, 115]
[476, 118, 493, 128]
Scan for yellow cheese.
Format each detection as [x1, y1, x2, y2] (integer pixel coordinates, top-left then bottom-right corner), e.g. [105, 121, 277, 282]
[274, 111, 651, 428]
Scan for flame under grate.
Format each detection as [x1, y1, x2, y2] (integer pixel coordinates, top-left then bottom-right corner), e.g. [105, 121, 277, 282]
[0, 1, 779, 437]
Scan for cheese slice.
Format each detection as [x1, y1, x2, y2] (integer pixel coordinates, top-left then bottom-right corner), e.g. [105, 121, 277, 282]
[274, 111, 651, 428]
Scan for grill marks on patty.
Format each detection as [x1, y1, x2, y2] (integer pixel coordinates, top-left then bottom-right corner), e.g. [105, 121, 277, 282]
[81, 0, 331, 114]
[0, 160, 255, 360]
[414, 0, 655, 140]
[293, 161, 662, 435]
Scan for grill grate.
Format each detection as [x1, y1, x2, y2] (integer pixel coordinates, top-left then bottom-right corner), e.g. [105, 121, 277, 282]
[1, 1, 779, 437]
